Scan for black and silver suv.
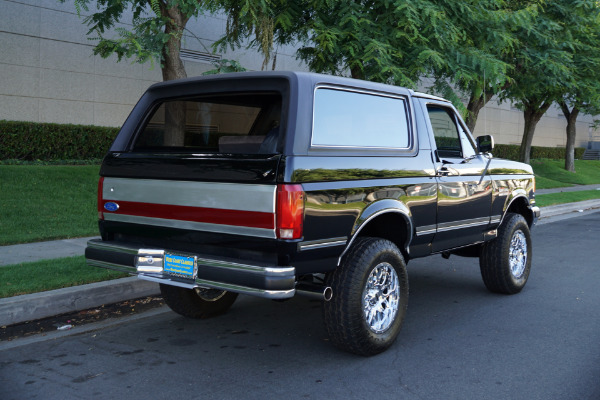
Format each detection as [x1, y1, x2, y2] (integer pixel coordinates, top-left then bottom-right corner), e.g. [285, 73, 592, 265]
[86, 71, 540, 355]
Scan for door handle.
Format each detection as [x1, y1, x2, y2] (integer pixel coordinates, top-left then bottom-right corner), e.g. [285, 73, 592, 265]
[437, 166, 451, 177]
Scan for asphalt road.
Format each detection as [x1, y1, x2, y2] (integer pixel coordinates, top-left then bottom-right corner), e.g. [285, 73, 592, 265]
[1, 211, 599, 400]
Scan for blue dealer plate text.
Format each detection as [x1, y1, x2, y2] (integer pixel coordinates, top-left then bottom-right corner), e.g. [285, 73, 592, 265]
[164, 254, 195, 278]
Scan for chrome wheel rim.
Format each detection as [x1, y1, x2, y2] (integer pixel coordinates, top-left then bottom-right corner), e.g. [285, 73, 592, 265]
[195, 287, 227, 302]
[509, 230, 528, 278]
[362, 262, 400, 333]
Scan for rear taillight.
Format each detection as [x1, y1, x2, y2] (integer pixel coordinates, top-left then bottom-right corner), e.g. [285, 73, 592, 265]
[98, 177, 104, 220]
[276, 184, 304, 239]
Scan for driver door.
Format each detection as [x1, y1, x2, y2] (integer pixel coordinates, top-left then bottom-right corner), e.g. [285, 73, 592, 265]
[425, 102, 493, 252]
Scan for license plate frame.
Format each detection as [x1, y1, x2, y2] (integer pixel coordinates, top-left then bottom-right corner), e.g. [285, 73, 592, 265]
[163, 253, 197, 279]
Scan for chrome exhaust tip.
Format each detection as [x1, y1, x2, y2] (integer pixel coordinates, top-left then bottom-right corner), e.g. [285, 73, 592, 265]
[295, 282, 333, 301]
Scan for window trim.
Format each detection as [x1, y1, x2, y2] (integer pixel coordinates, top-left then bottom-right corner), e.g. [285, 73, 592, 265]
[425, 102, 477, 160]
[310, 85, 414, 151]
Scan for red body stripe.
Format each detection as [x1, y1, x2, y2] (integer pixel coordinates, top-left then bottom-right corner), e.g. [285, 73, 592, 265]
[103, 200, 274, 229]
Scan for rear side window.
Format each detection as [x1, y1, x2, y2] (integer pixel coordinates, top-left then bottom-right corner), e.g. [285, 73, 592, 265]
[133, 92, 282, 154]
[312, 88, 410, 149]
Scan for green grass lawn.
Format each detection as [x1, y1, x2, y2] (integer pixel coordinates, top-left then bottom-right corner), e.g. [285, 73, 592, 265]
[531, 159, 600, 189]
[0, 256, 128, 298]
[535, 190, 600, 207]
[0, 165, 100, 245]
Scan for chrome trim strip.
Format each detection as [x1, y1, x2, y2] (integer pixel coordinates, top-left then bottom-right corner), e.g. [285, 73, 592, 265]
[490, 215, 502, 225]
[103, 213, 277, 239]
[436, 217, 490, 233]
[137, 274, 296, 300]
[415, 224, 437, 236]
[298, 237, 348, 251]
[102, 178, 276, 213]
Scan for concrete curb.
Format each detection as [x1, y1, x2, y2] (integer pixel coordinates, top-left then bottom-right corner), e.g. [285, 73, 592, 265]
[539, 199, 600, 218]
[0, 277, 160, 327]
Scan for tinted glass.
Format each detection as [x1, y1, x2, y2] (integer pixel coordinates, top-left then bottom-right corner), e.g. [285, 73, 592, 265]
[312, 89, 410, 148]
[427, 106, 463, 158]
[133, 93, 282, 154]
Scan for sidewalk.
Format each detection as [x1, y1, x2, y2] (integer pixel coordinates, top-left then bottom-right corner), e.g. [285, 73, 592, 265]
[0, 236, 98, 267]
[535, 184, 600, 195]
[1, 198, 600, 327]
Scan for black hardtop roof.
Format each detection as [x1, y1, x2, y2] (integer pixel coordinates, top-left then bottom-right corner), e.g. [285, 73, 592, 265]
[147, 71, 416, 98]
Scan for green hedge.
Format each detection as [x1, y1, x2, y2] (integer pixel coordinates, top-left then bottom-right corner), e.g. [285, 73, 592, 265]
[0, 119, 587, 162]
[493, 144, 586, 161]
[0, 120, 118, 161]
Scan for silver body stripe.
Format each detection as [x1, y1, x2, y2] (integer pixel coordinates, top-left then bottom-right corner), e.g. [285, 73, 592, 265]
[103, 178, 276, 213]
[104, 213, 277, 239]
[298, 237, 348, 251]
[415, 217, 490, 236]
[415, 224, 437, 236]
[436, 217, 490, 232]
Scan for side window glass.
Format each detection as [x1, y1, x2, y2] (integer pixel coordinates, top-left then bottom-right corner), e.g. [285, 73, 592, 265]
[312, 88, 410, 149]
[427, 105, 463, 158]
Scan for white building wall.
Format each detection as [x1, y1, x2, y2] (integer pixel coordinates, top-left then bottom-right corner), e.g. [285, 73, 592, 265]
[471, 100, 595, 148]
[0, 0, 598, 149]
[0, 0, 305, 127]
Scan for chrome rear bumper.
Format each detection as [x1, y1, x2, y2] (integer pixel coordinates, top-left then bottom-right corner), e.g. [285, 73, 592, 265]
[85, 239, 296, 299]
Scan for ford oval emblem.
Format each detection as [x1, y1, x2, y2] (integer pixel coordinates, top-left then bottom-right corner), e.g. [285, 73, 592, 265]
[104, 202, 119, 212]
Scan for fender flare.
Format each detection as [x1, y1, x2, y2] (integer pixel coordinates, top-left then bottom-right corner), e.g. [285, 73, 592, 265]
[337, 199, 413, 265]
[500, 191, 534, 227]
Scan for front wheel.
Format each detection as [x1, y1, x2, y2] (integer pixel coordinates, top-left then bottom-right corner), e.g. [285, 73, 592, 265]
[323, 237, 409, 356]
[160, 284, 238, 319]
[479, 213, 532, 294]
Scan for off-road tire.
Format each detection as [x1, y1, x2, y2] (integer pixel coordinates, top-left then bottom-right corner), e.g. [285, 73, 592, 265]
[480, 212, 532, 294]
[160, 284, 238, 319]
[323, 237, 409, 356]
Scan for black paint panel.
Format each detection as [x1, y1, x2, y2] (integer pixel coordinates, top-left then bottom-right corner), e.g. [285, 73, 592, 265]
[101, 153, 281, 183]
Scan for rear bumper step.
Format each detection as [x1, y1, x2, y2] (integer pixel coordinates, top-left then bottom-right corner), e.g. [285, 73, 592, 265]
[85, 239, 296, 300]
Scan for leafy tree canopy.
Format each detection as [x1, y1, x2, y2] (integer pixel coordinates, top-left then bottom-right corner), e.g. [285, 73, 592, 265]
[65, 0, 211, 80]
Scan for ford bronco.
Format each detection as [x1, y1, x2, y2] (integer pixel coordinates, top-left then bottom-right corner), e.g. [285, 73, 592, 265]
[86, 71, 540, 355]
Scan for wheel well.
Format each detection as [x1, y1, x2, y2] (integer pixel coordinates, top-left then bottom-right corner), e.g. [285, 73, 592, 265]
[506, 196, 533, 227]
[355, 212, 410, 259]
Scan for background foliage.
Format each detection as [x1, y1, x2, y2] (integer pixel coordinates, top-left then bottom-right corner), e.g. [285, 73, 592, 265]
[0, 120, 118, 161]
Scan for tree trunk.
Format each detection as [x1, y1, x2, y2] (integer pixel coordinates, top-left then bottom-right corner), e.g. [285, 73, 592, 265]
[559, 102, 579, 172]
[350, 64, 365, 80]
[158, 4, 190, 146]
[160, 4, 190, 81]
[519, 101, 552, 164]
[465, 89, 493, 133]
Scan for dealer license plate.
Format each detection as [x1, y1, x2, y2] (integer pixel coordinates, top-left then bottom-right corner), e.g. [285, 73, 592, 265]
[164, 253, 196, 278]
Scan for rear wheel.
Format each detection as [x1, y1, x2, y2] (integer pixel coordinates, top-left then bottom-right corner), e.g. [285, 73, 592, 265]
[479, 213, 532, 294]
[160, 284, 238, 319]
[323, 237, 409, 356]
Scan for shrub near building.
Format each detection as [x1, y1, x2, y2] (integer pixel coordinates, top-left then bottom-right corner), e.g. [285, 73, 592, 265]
[0, 120, 118, 161]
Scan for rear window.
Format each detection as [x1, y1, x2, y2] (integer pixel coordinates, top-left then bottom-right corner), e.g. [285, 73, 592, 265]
[133, 92, 282, 154]
[312, 88, 410, 149]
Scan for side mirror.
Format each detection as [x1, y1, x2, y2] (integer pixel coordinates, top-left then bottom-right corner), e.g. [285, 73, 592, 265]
[477, 135, 494, 154]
